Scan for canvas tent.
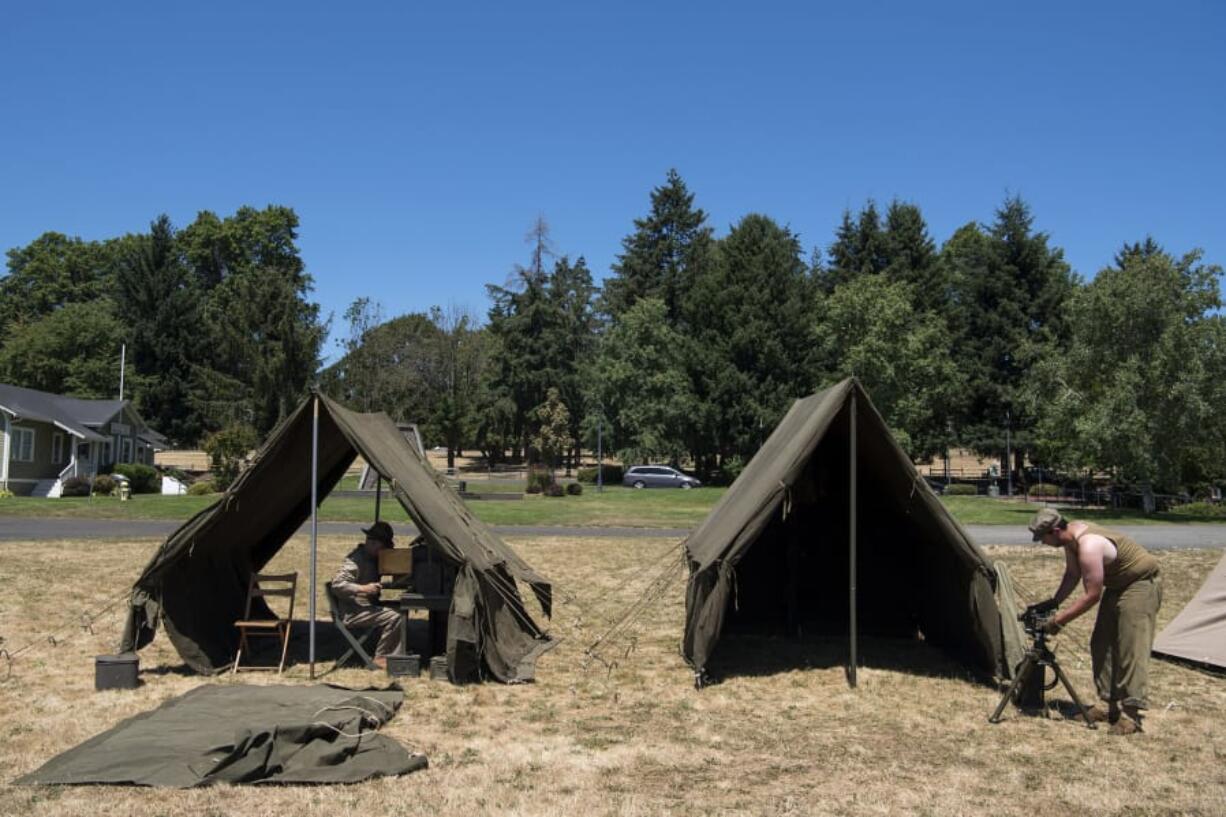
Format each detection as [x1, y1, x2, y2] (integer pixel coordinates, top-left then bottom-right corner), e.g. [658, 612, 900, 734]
[683, 378, 1022, 683]
[121, 392, 555, 683]
[1153, 550, 1226, 672]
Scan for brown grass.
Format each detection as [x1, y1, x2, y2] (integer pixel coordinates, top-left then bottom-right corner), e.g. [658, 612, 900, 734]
[1, 534, 1223, 817]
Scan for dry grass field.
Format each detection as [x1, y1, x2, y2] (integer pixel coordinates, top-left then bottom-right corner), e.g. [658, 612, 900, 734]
[1, 533, 1223, 816]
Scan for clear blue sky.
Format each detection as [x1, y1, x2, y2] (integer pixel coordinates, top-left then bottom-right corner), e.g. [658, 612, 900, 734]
[2, 2, 1223, 363]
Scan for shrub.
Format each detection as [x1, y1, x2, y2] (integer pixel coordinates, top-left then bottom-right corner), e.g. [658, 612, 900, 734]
[544, 483, 565, 497]
[1027, 483, 1060, 498]
[525, 482, 543, 495]
[0, 488, 14, 499]
[202, 424, 259, 490]
[188, 480, 216, 496]
[566, 481, 583, 496]
[577, 465, 624, 484]
[718, 456, 745, 486]
[945, 483, 978, 496]
[527, 465, 554, 493]
[91, 475, 117, 496]
[61, 476, 92, 497]
[1168, 501, 1226, 518]
[114, 463, 159, 494]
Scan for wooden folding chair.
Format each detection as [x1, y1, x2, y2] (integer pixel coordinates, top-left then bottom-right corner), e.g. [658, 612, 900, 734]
[232, 572, 298, 675]
[324, 581, 379, 671]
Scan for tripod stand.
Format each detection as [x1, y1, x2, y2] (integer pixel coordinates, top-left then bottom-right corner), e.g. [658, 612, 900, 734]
[989, 630, 1097, 728]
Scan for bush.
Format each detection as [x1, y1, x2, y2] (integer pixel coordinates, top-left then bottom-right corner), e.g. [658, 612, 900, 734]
[114, 463, 159, 494]
[945, 483, 978, 496]
[577, 465, 624, 484]
[61, 476, 92, 497]
[566, 481, 583, 496]
[525, 482, 544, 495]
[1027, 483, 1060, 498]
[1168, 501, 1226, 518]
[718, 456, 745, 486]
[527, 465, 554, 493]
[202, 424, 259, 490]
[188, 480, 216, 496]
[544, 483, 565, 497]
[91, 475, 117, 496]
[0, 488, 14, 499]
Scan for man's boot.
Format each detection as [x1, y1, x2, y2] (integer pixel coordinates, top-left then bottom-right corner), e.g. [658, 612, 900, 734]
[1109, 705, 1143, 735]
[1084, 703, 1117, 724]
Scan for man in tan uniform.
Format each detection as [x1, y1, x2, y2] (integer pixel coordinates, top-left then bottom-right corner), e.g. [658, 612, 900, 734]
[1029, 508, 1162, 734]
[331, 521, 403, 669]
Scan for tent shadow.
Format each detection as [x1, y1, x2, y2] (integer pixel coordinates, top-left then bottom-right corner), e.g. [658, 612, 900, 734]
[705, 633, 993, 687]
[220, 620, 387, 674]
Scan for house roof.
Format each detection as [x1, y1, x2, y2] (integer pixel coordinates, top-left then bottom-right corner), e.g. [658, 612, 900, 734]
[0, 383, 129, 442]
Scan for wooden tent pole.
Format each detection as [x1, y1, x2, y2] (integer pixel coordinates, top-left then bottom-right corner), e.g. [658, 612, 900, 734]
[375, 476, 382, 521]
[309, 394, 320, 680]
[849, 388, 858, 688]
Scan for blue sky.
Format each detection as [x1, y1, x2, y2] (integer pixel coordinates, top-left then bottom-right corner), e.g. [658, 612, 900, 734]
[2, 2, 1223, 363]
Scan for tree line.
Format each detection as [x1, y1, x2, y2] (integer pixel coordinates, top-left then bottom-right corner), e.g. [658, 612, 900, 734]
[0, 206, 323, 447]
[3, 174, 1223, 507]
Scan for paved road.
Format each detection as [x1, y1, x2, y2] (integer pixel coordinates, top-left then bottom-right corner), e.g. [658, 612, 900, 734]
[0, 517, 1223, 549]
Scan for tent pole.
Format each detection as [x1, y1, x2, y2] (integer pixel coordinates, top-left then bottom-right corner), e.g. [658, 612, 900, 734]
[849, 388, 858, 688]
[375, 476, 382, 521]
[309, 394, 320, 680]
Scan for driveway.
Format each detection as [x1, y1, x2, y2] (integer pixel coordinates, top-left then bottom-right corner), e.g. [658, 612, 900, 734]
[0, 517, 1223, 549]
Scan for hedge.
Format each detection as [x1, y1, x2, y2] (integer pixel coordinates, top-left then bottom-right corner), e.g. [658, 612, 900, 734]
[114, 463, 159, 494]
[577, 464, 624, 484]
[566, 482, 583, 496]
[944, 483, 978, 496]
[1027, 483, 1061, 498]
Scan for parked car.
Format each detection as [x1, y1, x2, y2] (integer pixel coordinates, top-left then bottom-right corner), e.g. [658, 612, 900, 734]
[622, 465, 702, 489]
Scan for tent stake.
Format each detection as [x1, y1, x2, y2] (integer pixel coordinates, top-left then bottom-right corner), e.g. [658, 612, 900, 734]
[309, 394, 320, 680]
[849, 388, 858, 688]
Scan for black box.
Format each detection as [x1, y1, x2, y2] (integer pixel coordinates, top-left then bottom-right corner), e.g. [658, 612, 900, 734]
[385, 653, 421, 678]
[95, 653, 139, 690]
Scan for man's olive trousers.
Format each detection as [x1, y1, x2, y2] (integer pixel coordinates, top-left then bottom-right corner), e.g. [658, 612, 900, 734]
[343, 606, 405, 658]
[1091, 572, 1162, 709]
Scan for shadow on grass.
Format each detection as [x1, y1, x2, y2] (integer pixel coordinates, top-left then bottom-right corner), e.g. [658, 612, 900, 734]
[146, 621, 393, 677]
[705, 633, 992, 686]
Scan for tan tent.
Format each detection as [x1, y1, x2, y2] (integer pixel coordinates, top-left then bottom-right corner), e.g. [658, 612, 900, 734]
[1153, 550, 1226, 672]
[683, 378, 1023, 684]
[121, 392, 555, 683]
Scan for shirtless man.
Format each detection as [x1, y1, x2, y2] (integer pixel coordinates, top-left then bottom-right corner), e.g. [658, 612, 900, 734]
[1029, 508, 1162, 734]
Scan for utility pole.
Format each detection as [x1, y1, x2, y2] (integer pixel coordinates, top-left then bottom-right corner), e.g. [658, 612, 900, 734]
[596, 415, 603, 493]
[119, 343, 126, 401]
[1005, 409, 1012, 498]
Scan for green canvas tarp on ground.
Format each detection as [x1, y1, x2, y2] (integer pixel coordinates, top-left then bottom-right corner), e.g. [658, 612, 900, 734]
[683, 378, 1023, 681]
[120, 393, 555, 683]
[16, 684, 424, 786]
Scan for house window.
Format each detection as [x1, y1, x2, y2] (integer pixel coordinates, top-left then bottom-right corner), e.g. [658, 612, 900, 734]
[10, 427, 34, 462]
[122, 438, 132, 463]
[103, 441, 112, 465]
[51, 433, 65, 465]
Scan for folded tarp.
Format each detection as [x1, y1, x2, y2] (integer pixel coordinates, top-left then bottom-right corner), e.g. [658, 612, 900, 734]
[16, 684, 426, 787]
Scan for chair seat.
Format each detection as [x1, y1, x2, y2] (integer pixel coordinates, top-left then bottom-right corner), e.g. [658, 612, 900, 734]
[234, 619, 287, 628]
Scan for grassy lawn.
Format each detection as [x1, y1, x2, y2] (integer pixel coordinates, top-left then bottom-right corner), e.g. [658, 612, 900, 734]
[0, 533, 1222, 815]
[1, 489, 1224, 529]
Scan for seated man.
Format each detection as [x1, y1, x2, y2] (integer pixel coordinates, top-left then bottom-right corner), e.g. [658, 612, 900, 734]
[331, 521, 404, 669]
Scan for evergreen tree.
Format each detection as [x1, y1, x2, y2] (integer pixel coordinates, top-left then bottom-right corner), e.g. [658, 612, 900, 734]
[602, 169, 715, 325]
[820, 201, 889, 292]
[947, 196, 1076, 478]
[115, 215, 203, 444]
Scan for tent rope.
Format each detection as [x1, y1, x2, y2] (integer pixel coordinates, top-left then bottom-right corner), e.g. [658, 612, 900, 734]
[0, 590, 130, 681]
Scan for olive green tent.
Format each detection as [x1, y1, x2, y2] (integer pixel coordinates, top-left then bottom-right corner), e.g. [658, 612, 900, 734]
[121, 392, 555, 683]
[683, 379, 1022, 684]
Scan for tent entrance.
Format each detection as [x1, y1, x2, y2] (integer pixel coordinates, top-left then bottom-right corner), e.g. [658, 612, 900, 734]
[724, 405, 921, 642]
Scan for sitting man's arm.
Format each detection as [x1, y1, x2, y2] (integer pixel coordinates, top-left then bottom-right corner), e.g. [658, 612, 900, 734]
[332, 557, 375, 599]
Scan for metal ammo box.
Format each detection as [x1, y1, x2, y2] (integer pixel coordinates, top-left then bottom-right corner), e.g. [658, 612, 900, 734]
[95, 653, 139, 690]
[385, 653, 421, 677]
[429, 655, 450, 681]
